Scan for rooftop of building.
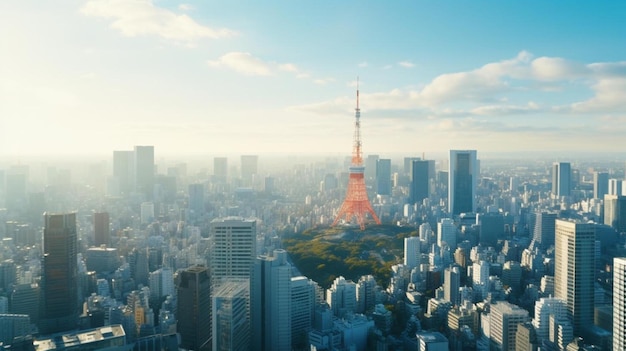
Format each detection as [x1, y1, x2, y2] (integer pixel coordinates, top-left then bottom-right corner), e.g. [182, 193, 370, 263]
[34, 325, 125, 351]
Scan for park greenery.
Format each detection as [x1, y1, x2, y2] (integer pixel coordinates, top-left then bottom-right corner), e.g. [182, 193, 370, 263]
[282, 225, 418, 288]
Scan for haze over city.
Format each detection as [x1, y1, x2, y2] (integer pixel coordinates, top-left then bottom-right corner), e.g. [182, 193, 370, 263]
[2, 1, 626, 157]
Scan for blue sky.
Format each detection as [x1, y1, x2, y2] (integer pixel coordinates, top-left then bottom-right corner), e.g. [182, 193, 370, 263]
[1, 1, 625, 157]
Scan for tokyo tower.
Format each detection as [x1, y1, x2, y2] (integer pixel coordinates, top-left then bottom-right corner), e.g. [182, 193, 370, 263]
[332, 83, 381, 230]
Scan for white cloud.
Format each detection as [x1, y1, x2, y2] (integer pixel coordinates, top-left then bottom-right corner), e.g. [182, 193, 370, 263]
[81, 0, 235, 44]
[398, 61, 415, 68]
[358, 62, 368, 68]
[207, 52, 271, 76]
[178, 3, 193, 11]
[470, 102, 540, 116]
[571, 78, 626, 113]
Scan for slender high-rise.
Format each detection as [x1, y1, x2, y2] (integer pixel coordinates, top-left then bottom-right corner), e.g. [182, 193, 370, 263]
[113, 150, 133, 196]
[448, 150, 478, 215]
[375, 158, 391, 196]
[41, 212, 78, 334]
[614, 257, 626, 351]
[176, 265, 211, 351]
[552, 162, 571, 197]
[554, 219, 595, 336]
[93, 211, 109, 247]
[134, 145, 155, 200]
[332, 84, 381, 229]
[410, 159, 431, 205]
[213, 157, 228, 182]
[251, 249, 291, 351]
[593, 171, 609, 199]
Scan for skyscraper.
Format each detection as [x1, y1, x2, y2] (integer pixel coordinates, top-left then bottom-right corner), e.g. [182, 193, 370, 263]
[251, 249, 291, 351]
[375, 158, 391, 196]
[41, 212, 78, 334]
[93, 212, 109, 247]
[531, 211, 556, 249]
[213, 157, 228, 182]
[176, 265, 211, 351]
[604, 194, 626, 232]
[410, 159, 431, 205]
[188, 183, 205, 220]
[608, 178, 623, 196]
[614, 257, 626, 351]
[554, 219, 595, 336]
[210, 218, 257, 282]
[593, 171, 609, 199]
[213, 279, 249, 351]
[404, 236, 421, 271]
[113, 150, 133, 196]
[240, 155, 258, 186]
[134, 146, 155, 200]
[437, 218, 456, 249]
[290, 276, 317, 348]
[551, 162, 571, 197]
[443, 266, 460, 306]
[448, 150, 478, 215]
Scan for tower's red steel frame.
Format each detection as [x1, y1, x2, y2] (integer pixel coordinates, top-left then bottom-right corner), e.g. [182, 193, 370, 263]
[332, 83, 381, 230]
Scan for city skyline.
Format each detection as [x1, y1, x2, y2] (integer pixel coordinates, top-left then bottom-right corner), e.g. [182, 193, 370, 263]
[1, 1, 626, 157]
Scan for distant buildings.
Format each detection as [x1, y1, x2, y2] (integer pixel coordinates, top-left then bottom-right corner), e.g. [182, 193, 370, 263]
[593, 171, 608, 199]
[448, 150, 478, 215]
[375, 159, 391, 196]
[134, 146, 155, 200]
[410, 159, 432, 205]
[176, 265, 211, 351]
[93, 211, 109, 247]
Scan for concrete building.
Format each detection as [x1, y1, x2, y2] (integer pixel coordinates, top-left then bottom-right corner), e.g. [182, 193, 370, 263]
[93, 212, 109, 247]
[375, 158, 391, 196]
[33, 324, 127, 351]
[489, 302, 529, 351]
[133, 145, 154, 200]
[614, 257, 626, 351]
[416, 331, 449, 351]
[437, 218, 456, 249]
[593, 172, 608, 199]
[404, 236, 421, 271]
[212, 280, 249, 351]
[326, 276, 357, 318]
[554, 219, 595, 337]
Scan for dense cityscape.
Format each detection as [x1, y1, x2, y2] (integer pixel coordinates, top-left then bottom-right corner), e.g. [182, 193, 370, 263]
[1, 118, 626, 350]
[3, 1, 626, 351]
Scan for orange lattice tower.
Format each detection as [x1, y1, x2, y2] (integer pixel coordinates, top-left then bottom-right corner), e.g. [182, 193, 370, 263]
[332, 82, 381, 230]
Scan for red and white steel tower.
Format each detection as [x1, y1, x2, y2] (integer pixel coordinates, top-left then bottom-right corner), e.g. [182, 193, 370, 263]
[332, 83, 381, 230]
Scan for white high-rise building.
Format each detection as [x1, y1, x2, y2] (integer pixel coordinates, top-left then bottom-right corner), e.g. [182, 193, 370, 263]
[210, 218, 257, 282]
[326, 276, 357, 318]
[614, 257, 626, 351]
[472, 260, 490, 300]
[448, 150, 478, 215]
[532, 297, 568, 342]
[437, 218, 456, 249]
[251, 249, 291, 351]
[489, 302, 529, 351]
[443, 266, 460, 306]
[608, 178, 623, 196]
[404, 237, 421, 270]
[551, 162, 571, 198]
[554, 219, 595, 336]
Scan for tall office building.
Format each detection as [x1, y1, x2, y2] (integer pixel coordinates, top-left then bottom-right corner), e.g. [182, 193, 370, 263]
[593, 172, 609, 199]
[113, 150, 133, 196]
[134, 145, 155, 200]
[437, 218, 457, 249]
[40, 213, 78, 334]
[604, 194, 626, 232]
[375, 159, 392, 196]
[93, 212, 109, 247]
[478, 212, 504, 247]
[614, 257, 626, 351]
[531, 212, 557, 249]
[213, 157, 228, 182]
[251, 249, 291, 351]
[609, 178, 623, 196]
[489, 302, 529, 351]
[514, 321, 539, 351]
[365, 154, 379, 184]
[326, 276, 356, 318]
[188, 183, 205, 219]
[291, 276, 317, 348]
[403, 157, 420, 176]
[176, 265, 211, 351]
[410, 159, 431, 205]
[356, 275, 377, 314]
[554, 219, 595, 336]
[532, 296, 568, 342]
[213, 279, 249, 351]
[448, 150, 478, 215]
[443, 266, 460, 306]
[240, 155, 258, 186]
[551, 162, 571, 197]
[404, 237, 421, 271]
[210, 218, 257, 282]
